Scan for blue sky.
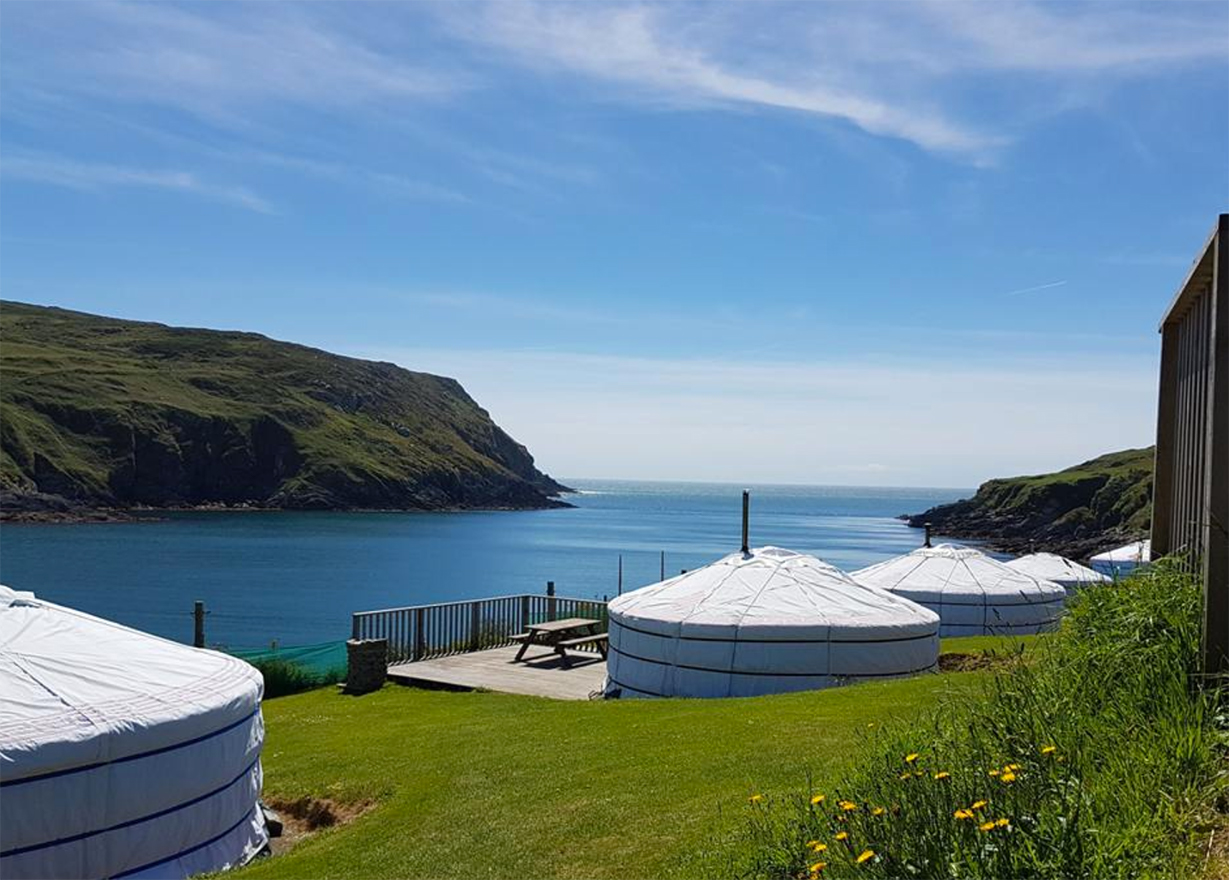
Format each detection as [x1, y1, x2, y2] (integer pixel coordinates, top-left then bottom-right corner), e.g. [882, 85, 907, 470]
[1, 1, 1226, 487]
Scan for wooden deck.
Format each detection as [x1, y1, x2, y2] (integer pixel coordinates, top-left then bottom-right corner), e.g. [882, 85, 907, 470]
[387, 645, 607, 700]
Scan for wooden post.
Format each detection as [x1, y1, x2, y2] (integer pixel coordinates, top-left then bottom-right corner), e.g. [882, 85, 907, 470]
[412, 607, 425, 661]
[520, 595, 530, 633]
[924, 523, 932, 548]
[1153, 321, 1181, 557]
[470, 602, 482, 652]
[660, 550, 665, 581]
[741, 490, 750, 555]
[546, 580, 557, 621]
[193, 600, 206, 648]
[351, 613, 361, 641]
[1203, 214, 1229, 673]
[618, 555, 623, 596]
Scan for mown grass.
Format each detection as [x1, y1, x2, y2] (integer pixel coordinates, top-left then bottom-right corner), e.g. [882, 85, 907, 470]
[241, 670, 987, 879]
[741, 562, 1225, 879]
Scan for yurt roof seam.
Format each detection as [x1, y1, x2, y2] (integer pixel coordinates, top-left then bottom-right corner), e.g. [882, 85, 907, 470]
[610, 618, 938, 644]
[608, 645, 939, 678]
[112, 806, 259, 879]
[0, 706, 261, 788]
[1, 756, 260, 858]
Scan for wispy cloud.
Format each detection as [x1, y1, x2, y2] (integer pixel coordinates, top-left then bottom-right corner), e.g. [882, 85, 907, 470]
[0, 154, 274, 213]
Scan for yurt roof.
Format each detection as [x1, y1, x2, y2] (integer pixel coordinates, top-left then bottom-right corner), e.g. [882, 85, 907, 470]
[1006, 552, 1108, 585]
[607, 546, 939, 640]
[852, 544, 1066, 602]
[0, 584, 263, 781]
[1089, 539, 1151, 563]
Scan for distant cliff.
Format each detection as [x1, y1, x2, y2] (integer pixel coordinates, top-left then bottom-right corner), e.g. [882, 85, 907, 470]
[0, 301, 570, 519]
[907, 448, 1153, 560]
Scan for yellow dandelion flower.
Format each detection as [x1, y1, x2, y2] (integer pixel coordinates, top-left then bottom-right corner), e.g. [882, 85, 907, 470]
[995, 818, 1010, 827]
[856, 850, 875, 865]
[811, 794, 826, 806]
[970, 800, 988, 810]
[750, 794, 764, 803]
[809, 843, 828, 853]
[839, 800, 858, 812]
[1000, 771, 1017, 784]
[979, 820, 996, 832]
[954, 809, 973, 820]
[809, 862, 827, 875]
[1005, 764, 1020, 772]
[1041, 745, 1057, 755]
[871, 807, 885, 816]
[905, 753, 920, 763]
[898, 772, 912, 781]
[835, 831, 849, 842]
[934, 771, 951, 780]
[988, 768, 1000, 777]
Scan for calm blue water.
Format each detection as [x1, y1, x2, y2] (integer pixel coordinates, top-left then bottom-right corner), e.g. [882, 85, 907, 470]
[0, 480, 968, 650]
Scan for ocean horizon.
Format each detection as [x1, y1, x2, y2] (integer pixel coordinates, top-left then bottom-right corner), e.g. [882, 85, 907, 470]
[0, 479, 971, 650]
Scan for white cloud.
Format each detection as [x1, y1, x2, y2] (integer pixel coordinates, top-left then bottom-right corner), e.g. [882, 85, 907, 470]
[352, 346, 1158, 487]
[0, 154, 274, 213]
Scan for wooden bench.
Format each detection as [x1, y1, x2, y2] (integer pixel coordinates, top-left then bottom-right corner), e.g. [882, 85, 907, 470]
[558, 632, 608, 660]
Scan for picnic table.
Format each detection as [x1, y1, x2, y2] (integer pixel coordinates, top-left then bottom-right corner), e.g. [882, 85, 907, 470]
[511, 617, 608, 664]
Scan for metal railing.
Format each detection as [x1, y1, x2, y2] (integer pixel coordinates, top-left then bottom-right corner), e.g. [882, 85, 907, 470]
[1152, 213, 1228, 672]
[352, 593, 609, 664]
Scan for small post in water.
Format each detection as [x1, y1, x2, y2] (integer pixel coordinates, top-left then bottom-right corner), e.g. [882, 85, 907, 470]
[193, 600, 206, 648]
[618, 554, 623, 596]
[660, 550, 665, 581]
[924, 523, 933, 548]
[741, 489, 750, 556]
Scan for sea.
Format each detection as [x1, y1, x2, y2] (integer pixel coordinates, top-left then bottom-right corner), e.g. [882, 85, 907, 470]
[0, 480, 969, 651]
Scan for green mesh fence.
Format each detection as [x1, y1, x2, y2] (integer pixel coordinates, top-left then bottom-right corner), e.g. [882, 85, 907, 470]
[231, 640, 348, 675]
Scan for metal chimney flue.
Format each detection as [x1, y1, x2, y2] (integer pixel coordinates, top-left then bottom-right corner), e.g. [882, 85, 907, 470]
[924, 522, 933, 548]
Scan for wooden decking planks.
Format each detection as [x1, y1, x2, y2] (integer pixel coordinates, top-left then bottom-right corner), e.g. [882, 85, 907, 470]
[386, 645, 607, 700]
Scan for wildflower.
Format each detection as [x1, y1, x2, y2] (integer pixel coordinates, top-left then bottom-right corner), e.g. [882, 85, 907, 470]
[1000, 771, 1017, 784]
[988, 769, 1000, 777]
[905, 753, 920, 763]
[898, 772, 912, 781]
[856, 850, 875, 864]
[808, 842, 828, 853]
[811, 794, 826, 806]
[1041, 745, 1057, 755]
[871, 807, 885, 816]
[954, 809, 974, 820]
[933, 771, 951, 780]
[835, 831, 849, 842]
[914, 770, 925, 777]
[750, 794, 764, 803]
[995, 818, 1010, 828]
[809, 862, 827, 875]
[1004, 764, 1020, 772]
[979, 821, 996, 832]
[970, 800, 988, 810]
[839, 800, 858, 812]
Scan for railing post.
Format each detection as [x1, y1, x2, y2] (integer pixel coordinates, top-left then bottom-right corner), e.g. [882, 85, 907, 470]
[351, 613, 361, 641]
[546, 581, 557, 621]
[520, 595, 530, 632]
[470, 601, 482, 651]
[413, 607, 426, 661]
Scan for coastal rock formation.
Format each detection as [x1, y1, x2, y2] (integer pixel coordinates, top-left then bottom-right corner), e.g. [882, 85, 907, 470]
[907, 448, 1153, 561]
[0, 301, 570, 518]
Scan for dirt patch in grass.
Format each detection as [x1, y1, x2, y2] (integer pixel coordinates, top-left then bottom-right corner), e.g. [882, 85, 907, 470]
[938, 652, 999, 673]
[266, 797, 375, 855]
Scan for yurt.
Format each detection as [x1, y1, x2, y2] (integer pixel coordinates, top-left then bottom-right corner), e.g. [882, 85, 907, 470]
[1089, 539, 1151, 578]
[851, 544, 1066, 637]
[0, 585, 267, 880]
[1006, 552, 1109, 593]
[604, 546, 941, 699]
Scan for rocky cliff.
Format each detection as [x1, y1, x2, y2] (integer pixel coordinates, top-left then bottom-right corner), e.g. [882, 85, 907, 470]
[0, 301, 570, 518]
[907, 448, 1153, 560]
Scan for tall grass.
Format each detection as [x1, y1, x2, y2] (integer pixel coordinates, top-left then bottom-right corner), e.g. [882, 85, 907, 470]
[741, 562, 1225, 879]
[255, 658, 346, 699]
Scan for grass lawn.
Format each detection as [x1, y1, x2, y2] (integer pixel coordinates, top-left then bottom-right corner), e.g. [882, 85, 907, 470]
[242, 670, 987, 879]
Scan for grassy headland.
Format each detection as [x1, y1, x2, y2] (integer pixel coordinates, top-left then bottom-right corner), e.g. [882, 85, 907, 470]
[908, 447, 1153, 559]
[0, 301, 568, 518]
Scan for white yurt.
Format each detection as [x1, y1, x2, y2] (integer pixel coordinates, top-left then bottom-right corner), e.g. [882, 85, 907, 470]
[851, 544, 1067, 637]
[604, 546, 941, 699]
[0, 585, 267, 880]
[1089, 539, 1151, 578]
[1006, 552, 1109, 593]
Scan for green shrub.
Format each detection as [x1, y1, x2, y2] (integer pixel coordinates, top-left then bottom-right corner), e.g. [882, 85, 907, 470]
[741, 562, 1224, 879]
[255, 658, 345, 699]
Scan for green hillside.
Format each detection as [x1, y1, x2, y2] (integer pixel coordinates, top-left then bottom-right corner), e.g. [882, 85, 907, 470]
[0, 301, 568, 516]
[907, 447, 1153, 559]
